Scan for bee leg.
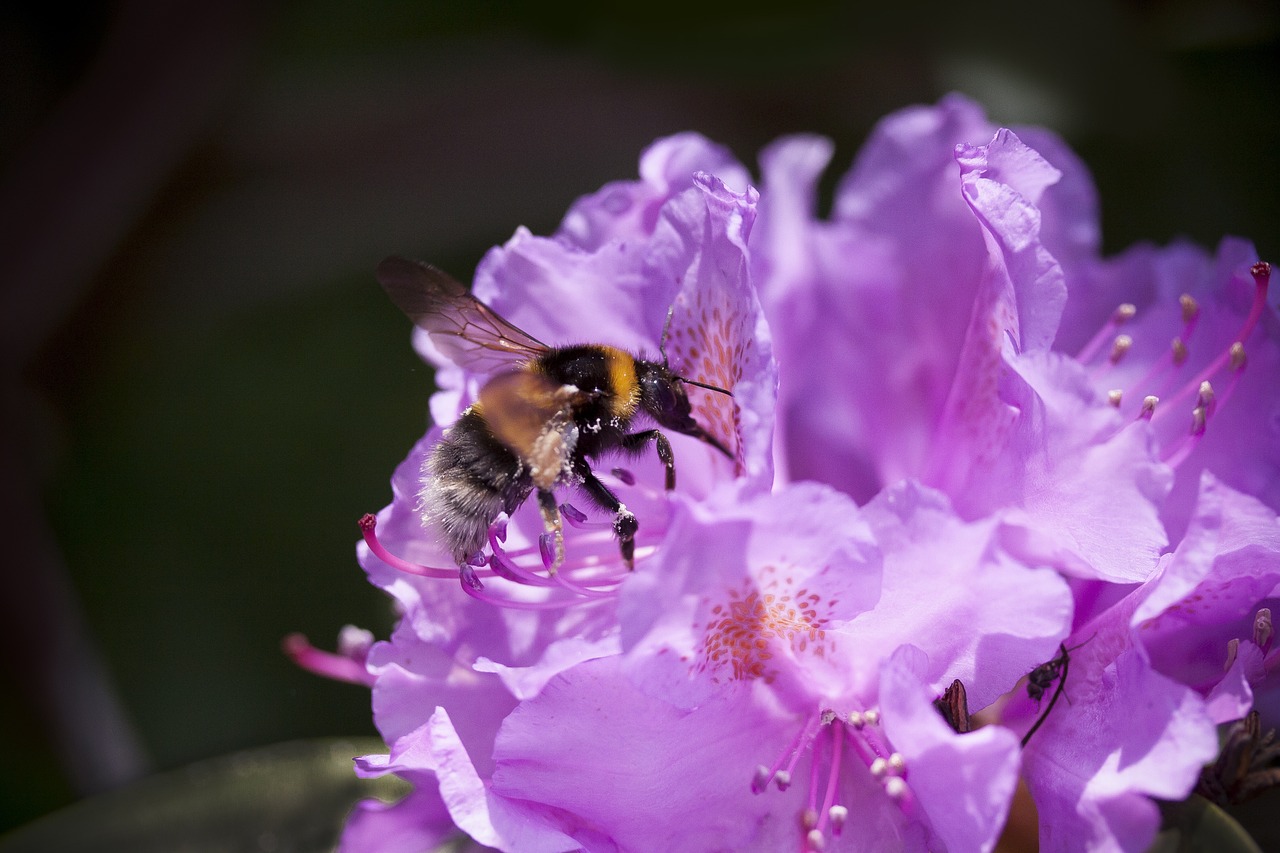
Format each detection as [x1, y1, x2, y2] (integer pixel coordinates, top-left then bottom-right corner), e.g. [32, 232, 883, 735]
[620, 429, 676, 490]
[573, 460, 639, 569]
[536, 489, 564, 573]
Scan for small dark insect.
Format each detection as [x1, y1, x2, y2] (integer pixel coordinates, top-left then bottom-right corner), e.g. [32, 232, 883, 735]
[1021, 641, 1086, 747]
[377, 256, 733, 573]
[1026, 643, 1072, 704]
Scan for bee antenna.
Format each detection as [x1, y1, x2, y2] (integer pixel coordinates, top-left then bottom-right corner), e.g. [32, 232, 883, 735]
[679, 376, 734, 398]
[659, 304, 676, 367]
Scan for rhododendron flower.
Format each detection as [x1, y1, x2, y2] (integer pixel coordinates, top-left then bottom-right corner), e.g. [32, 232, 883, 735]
[751, 94, 1277, 851]
[296, 94, 1279, 853]
[301, 150, 777, 852]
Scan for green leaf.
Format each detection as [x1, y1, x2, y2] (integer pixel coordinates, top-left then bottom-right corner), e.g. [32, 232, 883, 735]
[1151, 795, 1263, 853]
[0, 738, 409, 853]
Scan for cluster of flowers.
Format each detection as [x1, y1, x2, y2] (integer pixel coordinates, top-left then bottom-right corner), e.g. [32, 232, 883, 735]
[291, 95, 1279, 852]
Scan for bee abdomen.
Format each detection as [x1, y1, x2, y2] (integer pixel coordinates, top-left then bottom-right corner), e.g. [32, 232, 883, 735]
[421, 410, 533, 565]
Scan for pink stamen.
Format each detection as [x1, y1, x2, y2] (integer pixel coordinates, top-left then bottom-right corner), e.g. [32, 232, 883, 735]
[358, 514, 472, 580]
[562, 503, 613, 532]
[1076, 303, 1137, 364]
[487, 524, 558, 586]
[457, 575, 588, 611]
[1156, 262, 1269, 418]
[814, 723, 845, 840]
[753, 711, 821, 794]
[282, 633, 375, 686]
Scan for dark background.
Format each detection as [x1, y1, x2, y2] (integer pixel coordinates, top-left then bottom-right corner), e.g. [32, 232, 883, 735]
[2, 0, 1277, 839]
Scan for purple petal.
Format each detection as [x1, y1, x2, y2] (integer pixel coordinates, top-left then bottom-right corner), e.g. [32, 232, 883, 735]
[339, 787, 456, 853]
[880, 646, 1021, 853]
[621, 481, 882, 709]
[492, 656, 802, 852]
[558, 132, 751, 251]
[848, 481, 1073, 709]
[1021, 646, 1217, 852]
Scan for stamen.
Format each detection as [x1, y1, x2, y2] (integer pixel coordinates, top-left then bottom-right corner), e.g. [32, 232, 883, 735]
[1181, 293, 1200, 324]
[756, 709, 916, 851]
[1230, 342, 1247, 370]
[358, 514, 471, 580]
[817, 723, 844, 833]
[1139, 396, 1159, 420]
[1108, 334, 1133, 365]
[1225, 638, 1240, 671]
[1107, 389, 1123, 408]
[1197, 381, 1216, 412]
[1170, 337, 1189, 367]
[1076, 303, 1137, 364]
[1190, 406, 1207, 437]
[457, 573, 590, 611]
[1158, 261, 1270, 417]
[488, 526, 556, 586]
[562, 502, 613, 531]
[539, 533, 557, 570]
[281, 632, 375, 686]
[1255, 608, 1273, 652]
[752, 711, 820, 794]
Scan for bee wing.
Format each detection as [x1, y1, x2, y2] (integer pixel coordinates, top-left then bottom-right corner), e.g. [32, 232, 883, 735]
[377, 256, 550, 374]
[479, 371, 579, 489]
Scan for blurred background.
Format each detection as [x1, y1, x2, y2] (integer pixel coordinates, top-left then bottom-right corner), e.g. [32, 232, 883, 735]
[1, 0, 1276, 844]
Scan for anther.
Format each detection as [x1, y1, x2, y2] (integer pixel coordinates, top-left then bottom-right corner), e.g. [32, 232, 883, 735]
[887, 753, 906, 775]
[1255, 608, 1273, 651]
[869, 757, 888, 777]
[1180, 294, 1199, 323]
[774, 770, 792, 791]
[806, 829, 825, 851]
[1197, 381, 1216, 408]
[561, 503, 589, 524]
[751, 765, 771, 794]
[1170, 337, 1188, 367]
[1109, 334, 1133, 365]
[1139, 396, 1159, 420]
[1107, 389, 1123, 408]
[847, 711, 864, 728]
[863, 709, 880, 726]
[1077, 304, 1138, 363]
[1190, 406, 1207, 437]
[1230, 342, 1247, 371]
[829, 806, 848, 835]
[1225, 638, 1240, 671]
[801, 808, 819, 830]
[884, 777, 908, 800]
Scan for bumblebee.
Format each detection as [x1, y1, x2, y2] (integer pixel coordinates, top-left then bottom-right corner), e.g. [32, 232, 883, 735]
[377, 256, 733, 571]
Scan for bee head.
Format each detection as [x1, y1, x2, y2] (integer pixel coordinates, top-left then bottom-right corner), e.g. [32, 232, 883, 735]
[636, 360, 734, 459]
